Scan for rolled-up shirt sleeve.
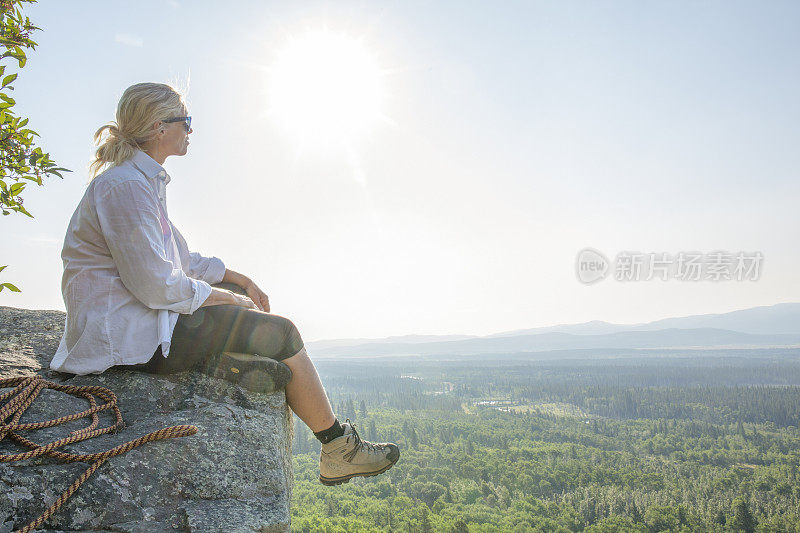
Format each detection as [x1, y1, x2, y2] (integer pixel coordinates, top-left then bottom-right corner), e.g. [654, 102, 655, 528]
[95, 179, 211, 314]
[172, 224, 226, 284]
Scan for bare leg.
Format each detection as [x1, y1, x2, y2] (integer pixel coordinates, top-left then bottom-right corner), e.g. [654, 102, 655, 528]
[281, 347, 336, 433]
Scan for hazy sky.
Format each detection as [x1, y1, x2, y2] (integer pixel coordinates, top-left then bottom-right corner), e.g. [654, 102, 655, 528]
[2, 1, 799, 341]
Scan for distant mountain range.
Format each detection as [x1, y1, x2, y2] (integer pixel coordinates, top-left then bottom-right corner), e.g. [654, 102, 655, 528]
[487, 302, 800, 337]
[307, 302, 800, 358]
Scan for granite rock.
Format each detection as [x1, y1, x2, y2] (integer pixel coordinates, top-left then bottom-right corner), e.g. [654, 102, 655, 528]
[0, 306, 293, 532]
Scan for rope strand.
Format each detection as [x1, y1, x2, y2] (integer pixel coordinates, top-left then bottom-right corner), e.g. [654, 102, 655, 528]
[0, 375, 198, 533]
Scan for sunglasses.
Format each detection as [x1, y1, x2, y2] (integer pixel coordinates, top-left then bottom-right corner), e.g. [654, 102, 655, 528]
[163, 116, 192, 132]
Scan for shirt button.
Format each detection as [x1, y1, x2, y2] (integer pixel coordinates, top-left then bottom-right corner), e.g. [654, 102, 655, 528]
[158, 170, 167, 179]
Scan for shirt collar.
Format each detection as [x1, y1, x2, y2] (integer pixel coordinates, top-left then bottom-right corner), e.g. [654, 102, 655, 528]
[129, 149, 171, 185]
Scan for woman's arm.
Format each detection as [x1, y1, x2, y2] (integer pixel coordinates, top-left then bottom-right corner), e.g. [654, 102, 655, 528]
[171, 224, 226, 284]
[222, 268, 252, 289]
[201, 286, 258, 309]
[96, 180, 210, 313]
[222, 268, 270, 312]
[96, 180, 256, 312]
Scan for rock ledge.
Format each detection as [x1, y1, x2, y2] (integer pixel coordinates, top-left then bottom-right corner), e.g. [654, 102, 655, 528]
[0, 306, 293, 532]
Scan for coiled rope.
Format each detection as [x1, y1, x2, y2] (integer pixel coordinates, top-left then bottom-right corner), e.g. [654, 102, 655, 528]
[0, 375, 198, 533]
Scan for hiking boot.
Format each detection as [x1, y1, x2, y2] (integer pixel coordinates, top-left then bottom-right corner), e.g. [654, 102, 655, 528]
[202, 352, 292, 394]
[319, 420, 400, 485]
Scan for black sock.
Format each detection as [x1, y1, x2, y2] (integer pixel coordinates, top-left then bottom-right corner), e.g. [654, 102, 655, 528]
[314, 419, 345, 444]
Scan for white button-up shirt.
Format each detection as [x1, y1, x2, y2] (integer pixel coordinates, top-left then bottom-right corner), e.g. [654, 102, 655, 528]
[50, 149, 226, 375]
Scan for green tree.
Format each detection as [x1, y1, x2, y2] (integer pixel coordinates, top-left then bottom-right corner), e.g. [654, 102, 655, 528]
[344, 396, 355, 419]
[419, 507, 432, 533]
[714, 508, 726, 526]
[730, 498, 757, 533]
[359, 399, 367, 418]
[0, 0, 69, 292]
[450, 518, 469, 533]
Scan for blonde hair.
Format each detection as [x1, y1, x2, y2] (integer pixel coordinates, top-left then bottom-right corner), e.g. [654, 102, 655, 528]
[89, 82, 188, 178]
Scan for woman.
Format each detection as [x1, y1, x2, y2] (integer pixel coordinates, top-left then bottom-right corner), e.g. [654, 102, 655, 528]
[51, 82, 399, 486]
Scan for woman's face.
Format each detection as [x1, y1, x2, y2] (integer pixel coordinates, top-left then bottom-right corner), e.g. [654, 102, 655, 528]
[160, 117, 192, 157]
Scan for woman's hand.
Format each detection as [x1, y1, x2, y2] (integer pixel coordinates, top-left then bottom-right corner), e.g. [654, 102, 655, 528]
[230, 291, 259, 310]
[220, 268, 270, 312]
[243, 280, 270, 312]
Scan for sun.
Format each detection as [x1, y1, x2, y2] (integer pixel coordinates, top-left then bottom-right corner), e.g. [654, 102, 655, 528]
[266, 29, 386, 149]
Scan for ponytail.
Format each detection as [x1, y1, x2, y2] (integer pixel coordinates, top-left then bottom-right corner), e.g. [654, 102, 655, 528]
[89, 122, 142, 178]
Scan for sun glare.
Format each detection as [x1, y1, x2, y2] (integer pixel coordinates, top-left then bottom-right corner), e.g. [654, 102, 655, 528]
[267, 29, 386, 149]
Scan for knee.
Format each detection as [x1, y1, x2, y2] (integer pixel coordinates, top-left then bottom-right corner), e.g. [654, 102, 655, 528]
[273, 315, 305, 358]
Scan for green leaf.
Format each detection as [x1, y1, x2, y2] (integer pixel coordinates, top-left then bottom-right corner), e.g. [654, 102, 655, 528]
[12, 46, 26, 67]
[0, 282, 21, 292]
[9, 182, 23, 194]
[2, 73, 16, 87]
[0, 265, 6, 273]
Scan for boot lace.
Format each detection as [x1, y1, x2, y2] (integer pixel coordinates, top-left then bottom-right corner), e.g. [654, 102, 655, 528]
[342, 419, 385, 463]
